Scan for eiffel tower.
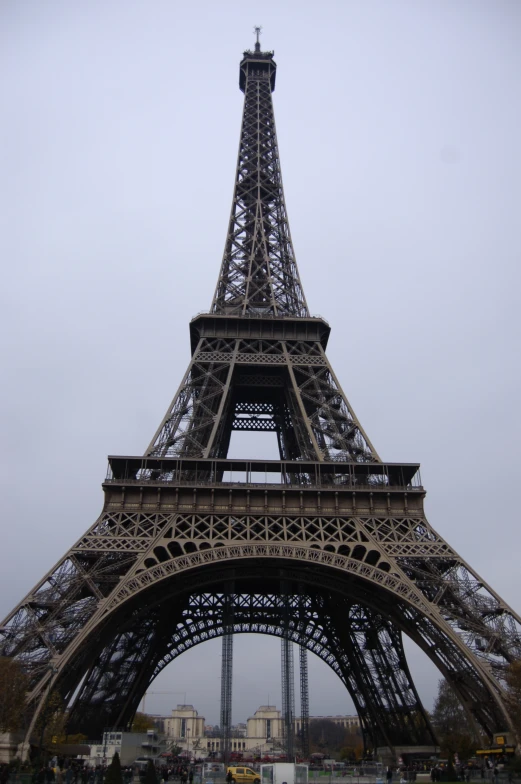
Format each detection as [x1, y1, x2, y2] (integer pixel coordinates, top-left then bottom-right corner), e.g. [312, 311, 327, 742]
[2, 34, 521, 763]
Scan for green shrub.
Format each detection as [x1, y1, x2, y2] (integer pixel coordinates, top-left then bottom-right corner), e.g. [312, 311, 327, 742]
[144, 761, 158, 784]
[104, 751, 123, 784]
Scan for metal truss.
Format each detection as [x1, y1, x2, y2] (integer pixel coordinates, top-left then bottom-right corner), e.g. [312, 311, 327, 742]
[298, 644, 310, 758]
[281, 583, 295, 760]
[211, 47, 308, 317]
[1, 39, 520, 761]
[298, 584, 310, 760]
[64, 586, 437, 750]
[220, 583, 234, 765]
[145, 336, 378, 462]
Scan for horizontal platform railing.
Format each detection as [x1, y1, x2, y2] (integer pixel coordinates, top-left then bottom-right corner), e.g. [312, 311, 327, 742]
[192, 310, 330, 324]
[105, 456, 422, 491]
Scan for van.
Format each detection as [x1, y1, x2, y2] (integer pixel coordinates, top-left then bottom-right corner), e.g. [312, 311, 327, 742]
[133, 759, 154, 770]
[227, 767, 260, 784]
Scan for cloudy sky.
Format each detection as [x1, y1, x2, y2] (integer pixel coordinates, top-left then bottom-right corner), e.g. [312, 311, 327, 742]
[1, 0, 520, 726]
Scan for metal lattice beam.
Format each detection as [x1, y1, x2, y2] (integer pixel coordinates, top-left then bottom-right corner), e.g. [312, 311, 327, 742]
[299, 644, 310, 758]
[59, 581, 437, 748]
[211, 48, 308, 317]
[298, 582, 310, 759]
[145, 336, 379, 461]
[220, 631, 233, 765]
[281, 582, 295, 760]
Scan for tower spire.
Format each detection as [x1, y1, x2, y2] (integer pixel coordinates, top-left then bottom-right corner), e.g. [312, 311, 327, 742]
[211, 37, 309, 316]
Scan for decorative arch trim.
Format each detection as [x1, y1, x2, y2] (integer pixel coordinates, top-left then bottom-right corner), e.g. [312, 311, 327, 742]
[105, 542, 431, 616]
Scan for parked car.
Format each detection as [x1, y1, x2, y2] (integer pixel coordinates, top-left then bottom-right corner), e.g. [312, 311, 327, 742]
[133, 759, 155, 770]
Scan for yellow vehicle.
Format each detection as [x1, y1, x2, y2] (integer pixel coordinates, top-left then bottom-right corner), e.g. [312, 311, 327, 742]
[227, 767, 260, 784]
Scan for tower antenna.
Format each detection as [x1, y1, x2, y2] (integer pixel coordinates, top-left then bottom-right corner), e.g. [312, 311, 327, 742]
[253, 25, 262, 52]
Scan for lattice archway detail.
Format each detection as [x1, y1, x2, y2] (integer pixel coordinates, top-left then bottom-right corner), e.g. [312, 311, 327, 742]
[54, 540, 512, 736]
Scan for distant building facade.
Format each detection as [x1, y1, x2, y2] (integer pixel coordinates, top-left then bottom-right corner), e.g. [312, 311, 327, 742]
[242, 706, 284, 755]
[162, 705, 207, 758]
[155, 705, 361, 759]
[89, 730, 165, 766]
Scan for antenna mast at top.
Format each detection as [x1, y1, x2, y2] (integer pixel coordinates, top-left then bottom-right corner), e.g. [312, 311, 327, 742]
[253, 24, 262, 52]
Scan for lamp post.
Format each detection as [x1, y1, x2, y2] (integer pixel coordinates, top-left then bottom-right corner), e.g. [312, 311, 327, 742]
[187, 727, 191, 762]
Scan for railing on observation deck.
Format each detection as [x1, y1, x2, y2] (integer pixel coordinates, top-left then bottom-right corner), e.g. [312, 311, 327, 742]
[192, 311, 330, 325]
[105, 457, 422, 492]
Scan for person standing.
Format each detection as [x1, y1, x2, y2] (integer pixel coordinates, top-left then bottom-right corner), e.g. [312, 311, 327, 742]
[36, 767, 46, 784]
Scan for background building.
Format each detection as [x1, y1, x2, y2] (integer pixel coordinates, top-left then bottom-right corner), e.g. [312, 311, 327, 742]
[243, 706, 284, 755]
[162, 705, 206, 758]
[88, 730, 164, 766]
[155, 705, 361, 759]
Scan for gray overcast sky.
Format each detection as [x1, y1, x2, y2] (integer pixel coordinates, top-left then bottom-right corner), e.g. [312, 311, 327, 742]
[1, 0, 521, 727]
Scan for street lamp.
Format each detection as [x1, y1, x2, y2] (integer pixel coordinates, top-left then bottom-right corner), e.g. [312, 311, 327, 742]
[187, 727, 191, 762]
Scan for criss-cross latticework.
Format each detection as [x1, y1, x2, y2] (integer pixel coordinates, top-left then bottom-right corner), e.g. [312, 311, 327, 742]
[212, 48, 307, 317]
[1, 40, 520, 763]
[145, 43, 377, 465]
[146, 331, 378, 462]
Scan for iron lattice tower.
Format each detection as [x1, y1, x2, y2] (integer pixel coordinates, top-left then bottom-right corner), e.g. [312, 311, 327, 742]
[2, 37, 521, 763]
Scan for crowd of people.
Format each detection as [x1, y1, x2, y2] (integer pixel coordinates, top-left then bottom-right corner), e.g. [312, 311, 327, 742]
[0, 761, 202, 784]
[0, 757, 516, 784]
[156, 766, 194, 784]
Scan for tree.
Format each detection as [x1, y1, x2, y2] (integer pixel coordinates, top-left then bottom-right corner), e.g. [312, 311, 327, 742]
[0, 657, 28, 732]
[145, 760, 158, 784]
[105, 751, 123, 784]
[34, 690, 67, 748]
[339, 729, 364, 762]
[131, 712, 156, 732]
[431, 679, 480, 764]
[309, 719, 349, 755]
